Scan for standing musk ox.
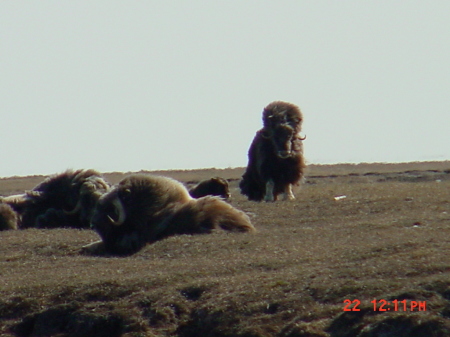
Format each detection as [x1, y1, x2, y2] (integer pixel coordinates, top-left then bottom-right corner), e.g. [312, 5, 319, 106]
[83, 174, 254, 255]
[240, 101, 306, 202]
[2, 169, 110, 229]
[0, 203, 19, 231]
[189, 177, 231, 200]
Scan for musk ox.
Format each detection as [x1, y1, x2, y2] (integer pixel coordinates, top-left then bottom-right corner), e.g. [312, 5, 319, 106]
[83, 174, 254, 255]
[0, 203, 19, 231]
[3, 169, 110, 229]
[240, 101, 306, 202]
[189, 177, 231, 200]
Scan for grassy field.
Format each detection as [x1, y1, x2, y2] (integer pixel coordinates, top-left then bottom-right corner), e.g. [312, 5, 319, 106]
[1, 161, 450, 336]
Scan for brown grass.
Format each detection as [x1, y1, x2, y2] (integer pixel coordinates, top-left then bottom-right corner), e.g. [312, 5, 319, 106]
[1, 162, 450, 336]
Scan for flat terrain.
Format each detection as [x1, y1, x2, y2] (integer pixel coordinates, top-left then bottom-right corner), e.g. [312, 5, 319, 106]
[1, 161, 450, 337]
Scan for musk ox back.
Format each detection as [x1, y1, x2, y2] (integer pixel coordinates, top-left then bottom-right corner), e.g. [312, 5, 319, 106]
[240, 101, 306, 202]
[84, 174, 254, 255]
[157, 196, 251, 237]
[8, 169, 110, 229]
[189, 177, 231, 200]
[0, 203, 19, 231]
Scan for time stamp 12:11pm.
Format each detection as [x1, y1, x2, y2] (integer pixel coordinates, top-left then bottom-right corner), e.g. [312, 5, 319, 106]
[343, 299, 427, 312]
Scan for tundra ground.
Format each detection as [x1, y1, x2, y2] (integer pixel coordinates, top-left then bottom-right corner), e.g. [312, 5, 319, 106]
[1, 162, 450, 336]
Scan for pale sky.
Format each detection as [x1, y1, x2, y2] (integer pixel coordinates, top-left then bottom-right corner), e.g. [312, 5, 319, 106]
[1, 1, 449, 178]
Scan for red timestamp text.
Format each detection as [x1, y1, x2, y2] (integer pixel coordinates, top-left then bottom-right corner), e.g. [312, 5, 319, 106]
[343, 299, 426, 312]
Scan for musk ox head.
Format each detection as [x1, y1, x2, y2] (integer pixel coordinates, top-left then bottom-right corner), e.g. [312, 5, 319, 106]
[89, 174, 192, 255]
[64, 175, 110, 222]
[16, 169, 110, 228]
[189, 177, 231, 200]
[262, 101, 303, 134]
[0, 203, 19, 230]
[260, 101, 305, 160]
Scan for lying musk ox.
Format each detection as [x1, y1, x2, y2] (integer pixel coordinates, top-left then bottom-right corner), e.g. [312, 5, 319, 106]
[3, 169, 110, 229]
[189, 177, 231, 200]
[240, 101, 306, 202]
[83, 174, 254, 255]
[0, 203, 19, 231]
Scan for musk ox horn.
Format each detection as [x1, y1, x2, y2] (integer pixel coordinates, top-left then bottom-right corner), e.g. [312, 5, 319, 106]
[299, 134, 306, 140]
[108, 197, 126, 226]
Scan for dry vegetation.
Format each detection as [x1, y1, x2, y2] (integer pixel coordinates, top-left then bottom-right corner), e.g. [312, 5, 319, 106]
[1, 162, 450, 336]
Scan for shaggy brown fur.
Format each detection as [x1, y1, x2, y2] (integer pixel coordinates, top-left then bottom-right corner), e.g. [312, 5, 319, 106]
[0, 203, 18, 230]
[189, 177, 231, 200]
[84, 174, 254, 255]
[156, 196, 253, 238]
[6, 169, 110, 229]
[262, 101, 303, 135]
[240, 101, 306, 202]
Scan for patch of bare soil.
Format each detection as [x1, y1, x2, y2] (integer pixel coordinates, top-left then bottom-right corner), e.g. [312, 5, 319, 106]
[1, 161, 450, 336]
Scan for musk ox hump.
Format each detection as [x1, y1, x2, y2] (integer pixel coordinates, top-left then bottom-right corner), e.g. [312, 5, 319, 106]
[116, 174, 192, 205]
[93, 174, 193, 228]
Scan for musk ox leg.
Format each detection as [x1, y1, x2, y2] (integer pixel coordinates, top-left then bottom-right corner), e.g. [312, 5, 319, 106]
[263, 180, 275, 202]
[282, 184, 295, 201]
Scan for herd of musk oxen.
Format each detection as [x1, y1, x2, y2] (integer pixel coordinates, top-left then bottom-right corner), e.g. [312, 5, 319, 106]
[0, 101, 305, 255]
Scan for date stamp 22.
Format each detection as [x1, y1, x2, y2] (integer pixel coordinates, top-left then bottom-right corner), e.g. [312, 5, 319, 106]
[343, 299, 426, 312]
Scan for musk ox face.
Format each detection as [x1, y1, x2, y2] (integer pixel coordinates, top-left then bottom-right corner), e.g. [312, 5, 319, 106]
[90, 174, 192, 255]
[265, 123, 296, 159]
[260, 101, 305, 160]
